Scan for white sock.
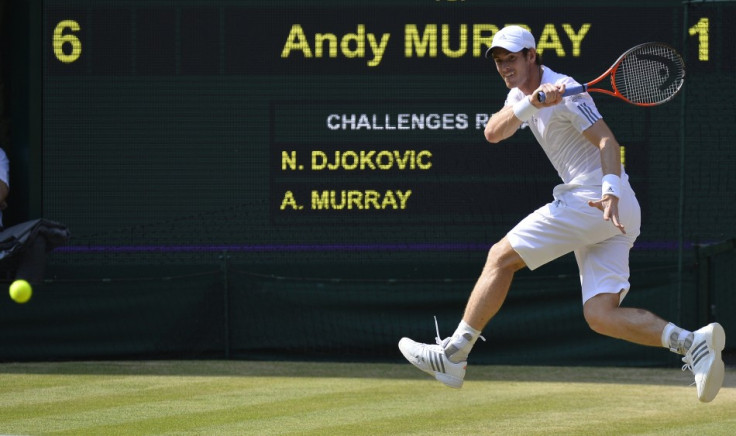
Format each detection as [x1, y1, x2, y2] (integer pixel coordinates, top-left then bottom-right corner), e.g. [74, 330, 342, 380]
[661, 322, 693, 355]
[444, 320, 482, 363]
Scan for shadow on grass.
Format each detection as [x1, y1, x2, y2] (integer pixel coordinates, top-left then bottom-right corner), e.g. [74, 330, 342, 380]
[0, 359, 734, 389]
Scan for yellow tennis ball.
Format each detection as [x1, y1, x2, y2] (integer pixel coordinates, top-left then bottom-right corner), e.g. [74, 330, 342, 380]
[9, 279, 32, 304]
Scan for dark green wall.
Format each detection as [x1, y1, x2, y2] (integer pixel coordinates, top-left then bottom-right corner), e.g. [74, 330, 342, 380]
[1, 0, 733, 365]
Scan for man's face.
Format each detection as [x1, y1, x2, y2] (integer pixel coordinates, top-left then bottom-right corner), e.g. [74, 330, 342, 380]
[491, 48, 534, 90]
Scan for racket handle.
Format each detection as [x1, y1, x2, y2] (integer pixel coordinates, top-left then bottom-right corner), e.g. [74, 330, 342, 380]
[537, 84, 587, 103]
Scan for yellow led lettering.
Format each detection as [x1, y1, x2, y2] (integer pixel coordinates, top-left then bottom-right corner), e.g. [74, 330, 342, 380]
[310, 190, 412, 210]
[341, 25, 365, 59]
[441, 24, 467, 58]
[280, 191, 300, 210]
[394, 151, 412, 169]
[395, 190, 412, 209]
[382, 191, 398, 209]
[312, 191, 329, 209]
[347, 190, 364, 209]
[312, 151, 327, 170]
[405, 24, 438, 57]
[330, 191, 346, 210]
[342, 151, 358, 170]
[367, 33, 390, 67]
[376, 151, 394, 170]
[282, 151, 298, 170]
[536, 24, 565, 57]
[315, 33, 338, 58]
[562, 23, 591, 57]
[417, 151, 432, 170]
[364, 190, 381, 209]
[688, 17, 709, 61]
[281, 22, 596, 64]
[53, 20, 82, 63]
[473, 24, 498, 57]
[620, 146, 626, 166]
[310, 150, 433, 171]
[284, 24, 389, 66]
[359, 151, 377, 170]
[281, 24, 313, 58]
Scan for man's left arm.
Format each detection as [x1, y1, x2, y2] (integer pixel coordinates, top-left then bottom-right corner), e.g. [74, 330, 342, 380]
[583, 119, 626, 234]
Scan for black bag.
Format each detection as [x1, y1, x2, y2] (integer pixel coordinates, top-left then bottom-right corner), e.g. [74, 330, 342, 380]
[0, 218, 70, 283]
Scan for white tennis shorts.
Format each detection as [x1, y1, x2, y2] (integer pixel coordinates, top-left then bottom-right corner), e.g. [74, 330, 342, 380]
[507, 181, 641, 304]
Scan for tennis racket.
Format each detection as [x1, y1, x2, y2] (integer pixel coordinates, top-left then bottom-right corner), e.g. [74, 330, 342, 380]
[538, 42, 685, 106]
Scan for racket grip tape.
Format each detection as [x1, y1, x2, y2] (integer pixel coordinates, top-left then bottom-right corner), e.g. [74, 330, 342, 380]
[537, 84, 586, 103]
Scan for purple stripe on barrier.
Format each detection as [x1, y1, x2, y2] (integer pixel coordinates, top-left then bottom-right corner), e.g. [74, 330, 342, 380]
[54, 241, 690, 254]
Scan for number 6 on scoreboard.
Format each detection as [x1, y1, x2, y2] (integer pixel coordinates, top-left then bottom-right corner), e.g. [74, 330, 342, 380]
[539, 42, 685, 107]
[53, 20, 82, 64]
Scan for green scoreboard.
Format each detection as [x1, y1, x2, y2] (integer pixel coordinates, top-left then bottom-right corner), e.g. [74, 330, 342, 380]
[41, 0, 732, 264]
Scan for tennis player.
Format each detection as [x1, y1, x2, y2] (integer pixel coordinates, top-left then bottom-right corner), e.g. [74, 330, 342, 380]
[399, 25, 726, 402]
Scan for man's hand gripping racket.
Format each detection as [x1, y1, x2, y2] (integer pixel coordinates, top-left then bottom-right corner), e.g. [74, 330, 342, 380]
[539, 42, 685, 106]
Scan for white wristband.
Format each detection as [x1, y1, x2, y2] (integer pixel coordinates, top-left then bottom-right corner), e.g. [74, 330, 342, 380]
[512, 97, 540, 122]
[601, 174, 621, 199]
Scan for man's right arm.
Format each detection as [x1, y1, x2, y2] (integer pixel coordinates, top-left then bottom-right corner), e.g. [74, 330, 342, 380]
[484, 83, 566, 144]
[484, 104, 523, 143]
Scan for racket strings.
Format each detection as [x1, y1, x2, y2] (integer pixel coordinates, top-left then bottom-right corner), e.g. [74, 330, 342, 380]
[615, 44, 685, 105]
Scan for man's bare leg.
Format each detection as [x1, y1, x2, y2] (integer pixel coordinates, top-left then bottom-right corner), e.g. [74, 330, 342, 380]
[583, 292, 667, 346]
[442, 237, 526, 364]
[462, 236, 526, 331]
[397, 236, 528, 386]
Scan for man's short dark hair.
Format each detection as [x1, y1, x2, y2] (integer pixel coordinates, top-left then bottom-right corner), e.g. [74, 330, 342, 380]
[522, 48, 543, 66]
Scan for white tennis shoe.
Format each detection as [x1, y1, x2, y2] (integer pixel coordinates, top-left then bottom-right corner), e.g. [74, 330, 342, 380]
[398, 337, 466, 388]
[681, 322, 726, 402]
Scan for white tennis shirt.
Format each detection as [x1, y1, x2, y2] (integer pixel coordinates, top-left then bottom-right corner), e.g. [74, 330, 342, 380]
[504, 66, 626, 187]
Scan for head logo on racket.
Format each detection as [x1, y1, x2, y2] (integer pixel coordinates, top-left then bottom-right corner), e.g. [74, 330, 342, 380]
[539, 42, 686, 106]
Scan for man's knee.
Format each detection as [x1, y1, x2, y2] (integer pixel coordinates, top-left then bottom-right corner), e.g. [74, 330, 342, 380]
[485, 237, 526, 273]
[583, 293, 621, 335]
